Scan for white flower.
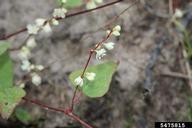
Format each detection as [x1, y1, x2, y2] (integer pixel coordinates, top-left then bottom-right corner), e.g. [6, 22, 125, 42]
[103, 42, 115, 50]
[113, 25, 121, 31]
[35, 18, 46, 27]
[35, 65, 44, 71]
[174, 9, 183, 18]
[26, 37, 37, 49]
[19, 83, 25, 88]
[27, 24, 40, 35]
[74, 76, 84, 87]
[30, 64, 35, 70]
[86, 1, 97, 9]
[21, 60, 31, 71]
[112, 25, 121, 36]
[95, 48, 106, 60]
[106, 30, 111, 35]
[31, 73, 42, 86]
[42, 23, 52, 33]
[85, 72, 96, 81]
[51, 19, 59, 26]
[53, 8, 67, 18]
[18, 46, 31, 60]
[60, 0, 67, 3]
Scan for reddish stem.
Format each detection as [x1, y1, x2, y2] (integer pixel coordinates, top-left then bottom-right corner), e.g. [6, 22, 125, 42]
[81, 31, 113, 78]
[69, 113, 94, 128]
[22, 97, 93, 128]
[70, 86, 79, 111]
[0, 0, 123, 40]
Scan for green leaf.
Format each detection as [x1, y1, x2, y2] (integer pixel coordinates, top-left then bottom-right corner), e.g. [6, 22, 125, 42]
[15, 108, 32, 124]
[69, 61, 117, 98]
[0, 51, 13, 89]
[0, 51, 26, 119]
[0, 87, 26, 119]
[0, 41, 10, 56]
[58, 0, 82, 8]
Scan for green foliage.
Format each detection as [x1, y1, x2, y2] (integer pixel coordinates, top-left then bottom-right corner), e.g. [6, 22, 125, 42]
[69, 61, 117, 98]
[0, 51, 26, 119]
[58, 0, 82, 8]
[0, 87, 25, 119]
[0, 41, 10, 56]
[0, 52, 13, 89]
[15, 108, 32, 124]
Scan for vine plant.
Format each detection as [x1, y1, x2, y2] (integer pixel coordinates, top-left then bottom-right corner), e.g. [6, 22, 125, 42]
[0, 0, 137, 127]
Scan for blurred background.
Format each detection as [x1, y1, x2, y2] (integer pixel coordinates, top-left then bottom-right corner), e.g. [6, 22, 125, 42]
[0, 0, 192, 128]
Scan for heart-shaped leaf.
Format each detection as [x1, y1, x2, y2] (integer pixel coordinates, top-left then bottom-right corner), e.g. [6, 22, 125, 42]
[0, 41, 10, 56]
[0, 52, 13, 89]
[69, 61, 117, 98]
[0, 51, 26, 119]
[0, 87, 26, 119]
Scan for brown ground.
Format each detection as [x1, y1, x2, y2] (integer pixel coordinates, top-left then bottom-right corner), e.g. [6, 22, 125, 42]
[0, 0, 191, 128]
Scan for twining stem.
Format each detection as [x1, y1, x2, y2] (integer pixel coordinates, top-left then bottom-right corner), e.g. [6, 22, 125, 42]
[14, 1, 138, 127]
[0, 0, 123, 40]
[70, 86, 79, 111]
[81, 31, 113, 78]
[23, 97, 93, 128]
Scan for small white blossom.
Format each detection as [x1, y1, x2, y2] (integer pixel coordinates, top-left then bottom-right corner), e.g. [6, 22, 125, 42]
[35, 65, 44, 71]
[85, 72, 96, 81]
[112, 25, 121, 36]
[106, 30, 111, 35]
[74, 76, 84, 87]
[18, 46, 31, 60]
[27, 24, 40, 35]
[51, 19, 59, 26]
[42, 23, 52, 33]
[35, 18, 46, 27]
[26, 37, 37, 49]
[21, 60, 31, 71]
[31, 73, 42, 86]
[113, 25, 121, 32]
[53, 8, 67, 18]
[103, 42, 115, 50]
[95, 48, 106, 60]
[174, 9, 183, 18]
[60, 0, 67, 3]
[86, 1, 97, 9]
[30, 64, 35, 70]
[19, 83, 25, 88]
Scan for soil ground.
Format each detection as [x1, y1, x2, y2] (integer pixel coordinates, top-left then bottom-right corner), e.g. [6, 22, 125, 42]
[0, 0, 191, 128]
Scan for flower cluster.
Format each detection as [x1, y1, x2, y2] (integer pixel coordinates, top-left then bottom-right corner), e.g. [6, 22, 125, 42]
[86, 0, 103, 9]
[107, 25, 121, 36]
[18, 36, 44, 87]
[74, 72, 96, 87]
[27, 7, 67, 35]
[53, 8, 67, 18]
[74, 25, 121, 87]
[95, 25, 121, 60]
[19, 5, 68, 87]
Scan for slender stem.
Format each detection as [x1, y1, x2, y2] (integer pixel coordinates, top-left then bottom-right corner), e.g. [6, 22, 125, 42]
[81, 50, 94, 77]
[22, 97, 67, 114]
[0, 0, 123, 40]
[68, 113, 94, 128]
[22, 97, 94, 128]
[70, 86, 79, 111]
[80, 31, 112, 78]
